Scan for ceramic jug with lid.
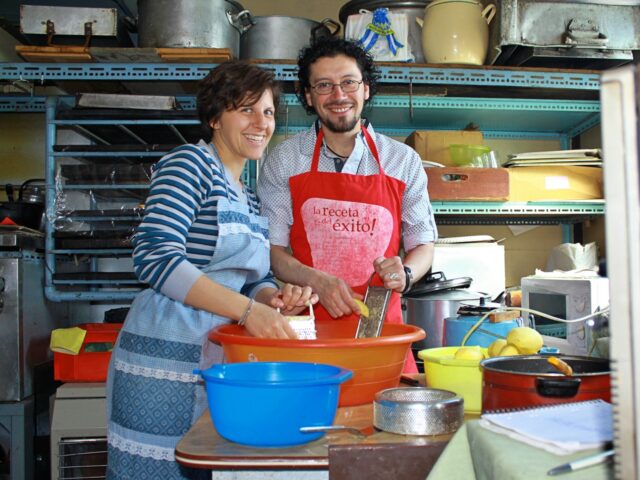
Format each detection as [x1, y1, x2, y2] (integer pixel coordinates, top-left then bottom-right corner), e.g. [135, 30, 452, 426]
[416, 0, 496, 65]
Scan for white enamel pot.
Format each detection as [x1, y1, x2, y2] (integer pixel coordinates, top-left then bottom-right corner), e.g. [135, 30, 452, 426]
[416, 0, 496, 65]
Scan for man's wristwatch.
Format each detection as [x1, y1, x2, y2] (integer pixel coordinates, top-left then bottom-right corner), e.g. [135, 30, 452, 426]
[402, 265, 414, 294]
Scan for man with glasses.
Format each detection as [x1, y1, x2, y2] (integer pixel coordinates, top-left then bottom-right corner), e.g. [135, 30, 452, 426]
[258, 38, 437, 372]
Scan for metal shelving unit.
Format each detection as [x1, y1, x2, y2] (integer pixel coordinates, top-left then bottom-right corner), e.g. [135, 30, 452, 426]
[0, 62, 601, 89]
[0, 62, 604, 301]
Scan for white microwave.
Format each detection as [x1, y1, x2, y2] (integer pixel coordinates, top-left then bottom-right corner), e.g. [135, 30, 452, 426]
[521, 275, 609, 355]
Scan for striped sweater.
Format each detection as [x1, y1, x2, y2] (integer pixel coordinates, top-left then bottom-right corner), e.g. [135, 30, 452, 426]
[132, 142, 276, 302]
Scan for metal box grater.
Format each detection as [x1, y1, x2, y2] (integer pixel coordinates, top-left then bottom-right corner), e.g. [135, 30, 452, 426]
[355, 280, 392, 338]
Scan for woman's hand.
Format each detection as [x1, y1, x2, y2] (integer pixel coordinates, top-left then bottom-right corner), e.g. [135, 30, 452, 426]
[243, 301, 298, 339]
[269, 284, 319, 316]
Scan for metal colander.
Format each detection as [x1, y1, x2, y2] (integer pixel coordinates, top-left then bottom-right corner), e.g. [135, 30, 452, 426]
[373, 387, 464, 436]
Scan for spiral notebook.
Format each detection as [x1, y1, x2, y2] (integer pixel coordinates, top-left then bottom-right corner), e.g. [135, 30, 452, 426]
[480, 400, 613, 455]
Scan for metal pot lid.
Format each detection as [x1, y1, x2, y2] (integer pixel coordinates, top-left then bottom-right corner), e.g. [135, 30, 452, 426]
[339, 0, 431, 24]
[405, 288, 487, 301]
[403, 271, 472, 297]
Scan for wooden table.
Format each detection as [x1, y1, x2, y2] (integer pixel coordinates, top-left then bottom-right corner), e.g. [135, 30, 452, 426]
[175, 402, 454, 480]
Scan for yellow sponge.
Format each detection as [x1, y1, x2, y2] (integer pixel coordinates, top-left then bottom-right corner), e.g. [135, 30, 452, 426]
[50, 327, 87, 355]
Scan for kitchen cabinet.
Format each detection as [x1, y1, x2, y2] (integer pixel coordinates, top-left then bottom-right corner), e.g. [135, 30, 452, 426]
[0, 61, 604, 302]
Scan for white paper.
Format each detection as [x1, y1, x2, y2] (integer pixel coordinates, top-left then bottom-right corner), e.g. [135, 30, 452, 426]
[480, 400, 613, 455]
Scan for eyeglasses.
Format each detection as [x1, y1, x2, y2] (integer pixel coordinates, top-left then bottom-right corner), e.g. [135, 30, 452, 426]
[310, 79, 364, 95]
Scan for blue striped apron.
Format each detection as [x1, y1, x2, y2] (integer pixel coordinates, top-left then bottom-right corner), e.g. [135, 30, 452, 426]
[106, 160, 271, 479]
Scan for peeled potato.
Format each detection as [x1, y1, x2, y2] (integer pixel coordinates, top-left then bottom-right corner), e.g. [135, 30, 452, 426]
[354, 299, 369, 318]
[499, 344, 520, 356]
[488, 339, 508, 357]
[454, 346, 484, 361]
[506, 327, 543, 355]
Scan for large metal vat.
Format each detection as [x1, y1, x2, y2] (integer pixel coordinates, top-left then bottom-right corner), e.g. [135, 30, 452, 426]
[240, 16, 340, 60]
[137, 0, 253, 57]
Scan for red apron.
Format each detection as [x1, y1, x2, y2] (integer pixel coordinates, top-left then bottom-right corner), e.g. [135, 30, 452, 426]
[288, 126, 417, 373]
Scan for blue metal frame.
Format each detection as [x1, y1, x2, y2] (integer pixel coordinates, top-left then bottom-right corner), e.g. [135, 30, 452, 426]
[0, 62, 601, 90]
[0, 95, 46, 112]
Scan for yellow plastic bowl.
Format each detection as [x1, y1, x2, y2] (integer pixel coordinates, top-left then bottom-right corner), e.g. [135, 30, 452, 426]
[449, 144, 491, 166]
[418, 346, 487, 413]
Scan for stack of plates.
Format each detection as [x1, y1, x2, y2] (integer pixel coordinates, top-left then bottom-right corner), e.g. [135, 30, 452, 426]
[504, 149, 602, 168]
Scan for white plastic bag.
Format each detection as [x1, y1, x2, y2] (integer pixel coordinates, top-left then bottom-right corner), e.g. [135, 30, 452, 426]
[345, 9, 414, 62]
[546, 242, 598, 272]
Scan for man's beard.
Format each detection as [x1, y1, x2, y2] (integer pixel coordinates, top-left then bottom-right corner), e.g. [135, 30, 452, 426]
[321, 113, 361, 133]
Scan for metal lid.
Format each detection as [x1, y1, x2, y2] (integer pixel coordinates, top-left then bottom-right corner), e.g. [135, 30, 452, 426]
[427, 0, 481, 8]
[225, 0, 245, 14]
[339, 0, 431, 24]
[403, 271, 473, 297]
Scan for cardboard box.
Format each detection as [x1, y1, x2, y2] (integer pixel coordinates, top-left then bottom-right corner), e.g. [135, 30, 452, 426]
[432, 243, 506, 299]
[508, 166, 603, 201]
[405, 130, 484, 166]
[426, 167, 509, 201]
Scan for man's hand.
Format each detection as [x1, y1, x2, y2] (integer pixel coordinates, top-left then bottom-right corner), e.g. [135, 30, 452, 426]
[314, 272, 362, 318]
[373, 256, 406, 293]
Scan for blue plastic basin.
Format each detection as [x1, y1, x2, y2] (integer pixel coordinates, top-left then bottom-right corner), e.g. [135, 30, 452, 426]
[196, 362, 352, 447]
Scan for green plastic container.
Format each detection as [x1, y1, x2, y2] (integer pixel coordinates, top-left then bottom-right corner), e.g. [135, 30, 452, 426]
[449, 144, 491, 166]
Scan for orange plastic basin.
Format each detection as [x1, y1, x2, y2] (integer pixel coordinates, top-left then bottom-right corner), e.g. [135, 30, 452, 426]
[209, 321, 425, 406]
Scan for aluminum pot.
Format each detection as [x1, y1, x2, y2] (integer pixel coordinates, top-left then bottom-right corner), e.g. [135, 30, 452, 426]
[339, 0, 430, 63]
[402, 272, 490, 350]
[137, 0, 253, 57]
[240, 16, 340, 60]
[481, 355, 611, 413]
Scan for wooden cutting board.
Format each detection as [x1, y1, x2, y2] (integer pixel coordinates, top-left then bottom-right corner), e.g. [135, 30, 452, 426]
[16, 45, 92, 63]
[15, 46, 233, 63]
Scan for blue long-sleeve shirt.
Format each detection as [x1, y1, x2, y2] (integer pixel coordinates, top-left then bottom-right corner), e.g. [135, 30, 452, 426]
[132, 141, 277, 303]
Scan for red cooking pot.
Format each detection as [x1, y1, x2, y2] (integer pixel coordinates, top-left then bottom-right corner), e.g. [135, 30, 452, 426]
[481, 355, 610, 412]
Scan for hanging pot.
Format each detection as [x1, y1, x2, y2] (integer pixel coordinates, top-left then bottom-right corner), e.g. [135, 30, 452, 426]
[402, 271, 490, 350]
[240, 16, 340, 60]
[137, 0, 253, 57]
[481, 355, 610, 412]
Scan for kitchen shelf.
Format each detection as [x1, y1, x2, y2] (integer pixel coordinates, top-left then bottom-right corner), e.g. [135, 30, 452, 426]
[433, 201, 605, 225]
[0, 62, 601, 90]
[34, 91, 602, 148]
[0, 62, 600, 302]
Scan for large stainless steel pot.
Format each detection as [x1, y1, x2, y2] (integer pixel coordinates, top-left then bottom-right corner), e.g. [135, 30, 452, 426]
[240, 16, 340, 60]
[402, 272, 490, 350]
[137, 0, 253, 57]
[339, 0, 431, 63]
